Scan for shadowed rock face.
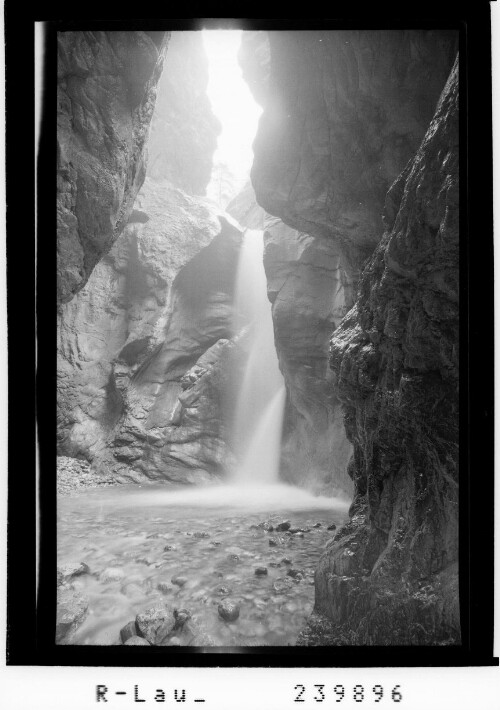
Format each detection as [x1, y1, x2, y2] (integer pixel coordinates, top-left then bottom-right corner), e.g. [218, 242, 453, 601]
[57, 31, 169, 304]
[246, 29, 457, 277]
[310, 58, 460, 645]
[57, 30, 244, 484]
[263, 217, 354, 496]
[58, 178, 243, 482]
[228, 184, 353, 495]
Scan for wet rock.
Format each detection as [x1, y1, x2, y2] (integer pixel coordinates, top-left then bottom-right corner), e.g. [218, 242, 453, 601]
[313, 523, 322, 528]
[275, 521, 291, 532]
[218, 600, 240, 622]
[120, 620, 138, 643]
[136, 556, 154, 565]
[99, 567, 125, 583]
[327, 524, 337, 531]
[136, 605, 176, 645]
[57, 561, 90, 586]
[257, 521, 274, 532]
[254, 567, 268, 576]
[269, 536, 285, 547]
[157, 582, 173, 594]
[281, 557, 292, 565]
[272, 577, 294, 593]
[173, 608, 192, 627]
[171, 576, 188, 587]
[56, 589, 89, 643]
[124, 635, 151, 646]
[57, 31, 168, 303]
[287, 568, 305, 580]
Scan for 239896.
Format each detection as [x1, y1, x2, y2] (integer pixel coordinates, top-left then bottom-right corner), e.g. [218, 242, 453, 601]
[293, 684, 403, 703]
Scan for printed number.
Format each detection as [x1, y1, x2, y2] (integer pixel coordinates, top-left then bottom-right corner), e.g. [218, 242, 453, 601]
[353, 685, 364, 702]
[314, 685, 325, 702]
[373, 685, 384, 703]
[294, 685, 306, 702]
[391, 685, 403, 702]
[333, 685, 345, 702]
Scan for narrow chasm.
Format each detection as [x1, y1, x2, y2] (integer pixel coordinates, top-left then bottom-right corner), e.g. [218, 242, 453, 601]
[56, 28, 459, 648]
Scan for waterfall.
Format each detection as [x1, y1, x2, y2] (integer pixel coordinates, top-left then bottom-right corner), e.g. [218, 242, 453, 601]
[230, 229, 286, 484]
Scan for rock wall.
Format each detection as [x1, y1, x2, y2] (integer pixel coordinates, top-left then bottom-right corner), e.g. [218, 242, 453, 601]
[263, 217, 353, 495]
[243, 30, 459, 643]
[311, 58, 460, 645]
[228, 183, 352, 495]
[146, 31, 221, 193]
[247, 29, 457, 277]
[57, 31, 245, 484]
[57, 31, 169, 303]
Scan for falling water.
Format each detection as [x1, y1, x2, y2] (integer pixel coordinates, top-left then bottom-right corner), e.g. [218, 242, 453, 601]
[231, 229, 286, 484]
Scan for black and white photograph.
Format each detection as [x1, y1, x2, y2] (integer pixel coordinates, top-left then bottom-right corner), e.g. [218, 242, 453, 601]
[52, 23, 463, 650]
[4, 6, 499, 703]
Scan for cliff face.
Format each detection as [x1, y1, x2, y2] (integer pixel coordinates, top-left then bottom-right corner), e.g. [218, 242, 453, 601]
[247, 30, 457, 276]
[57, 31, 169, 303]
[310, 58, 460, 645]
[146, 31, 221, 193]
[243, 30, 459, 643]
[227, 183, 352, 494]
[263, 217, 353, 495]
[57, 31, 244, 484]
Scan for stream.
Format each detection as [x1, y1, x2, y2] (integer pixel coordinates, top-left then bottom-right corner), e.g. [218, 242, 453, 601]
[57, 483, 349, 646]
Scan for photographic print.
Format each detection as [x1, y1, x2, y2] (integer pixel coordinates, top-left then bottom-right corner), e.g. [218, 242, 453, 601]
[53, 24, 463, 651]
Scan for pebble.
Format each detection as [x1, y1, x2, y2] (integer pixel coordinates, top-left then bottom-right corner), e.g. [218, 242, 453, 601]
[56, 589, 89, 643]
[99, 567, 125, 583]
[136, 606, 176, 645]
[193, 531, 210, 538]
[163, 545, 178, 552]
[273, 577, 294, 593]
[281, 557, 293, 565]
[124, 635, 150, 645]
[257, 521, 274, 532]
[254, 567, 268, 576]
[120, 620, 138, 643]
[171, 576, 188, 587]
[216, 586, 231, 595]
[174, 608, 192, 626]
[57, 561, 90, 586]
[218, 600, 240, 622]
[157, 582, 172, 594]
[227, 554, 240, 563]
[313, 522, 322, 528]
[275, 521, 291, 532]
[327, 523, 337, 531]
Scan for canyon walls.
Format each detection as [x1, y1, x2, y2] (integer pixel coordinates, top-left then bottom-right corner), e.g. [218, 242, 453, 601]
[243, 31, 459, 643]
[313, 57, 460, 645]
[58, 31, 244, 484]
[57, 31, 169, 304]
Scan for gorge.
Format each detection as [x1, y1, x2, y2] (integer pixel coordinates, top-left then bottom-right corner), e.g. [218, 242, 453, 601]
[56, 27, 460, 648]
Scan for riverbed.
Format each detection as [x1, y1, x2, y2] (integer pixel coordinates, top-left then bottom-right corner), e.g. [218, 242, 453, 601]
[57, 482, 349, 647]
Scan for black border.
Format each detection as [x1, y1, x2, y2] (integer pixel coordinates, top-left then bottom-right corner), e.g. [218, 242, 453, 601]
[9, 3, 496, 666]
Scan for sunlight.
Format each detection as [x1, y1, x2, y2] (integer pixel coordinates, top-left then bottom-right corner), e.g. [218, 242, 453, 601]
[202, 29, 262, 206]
